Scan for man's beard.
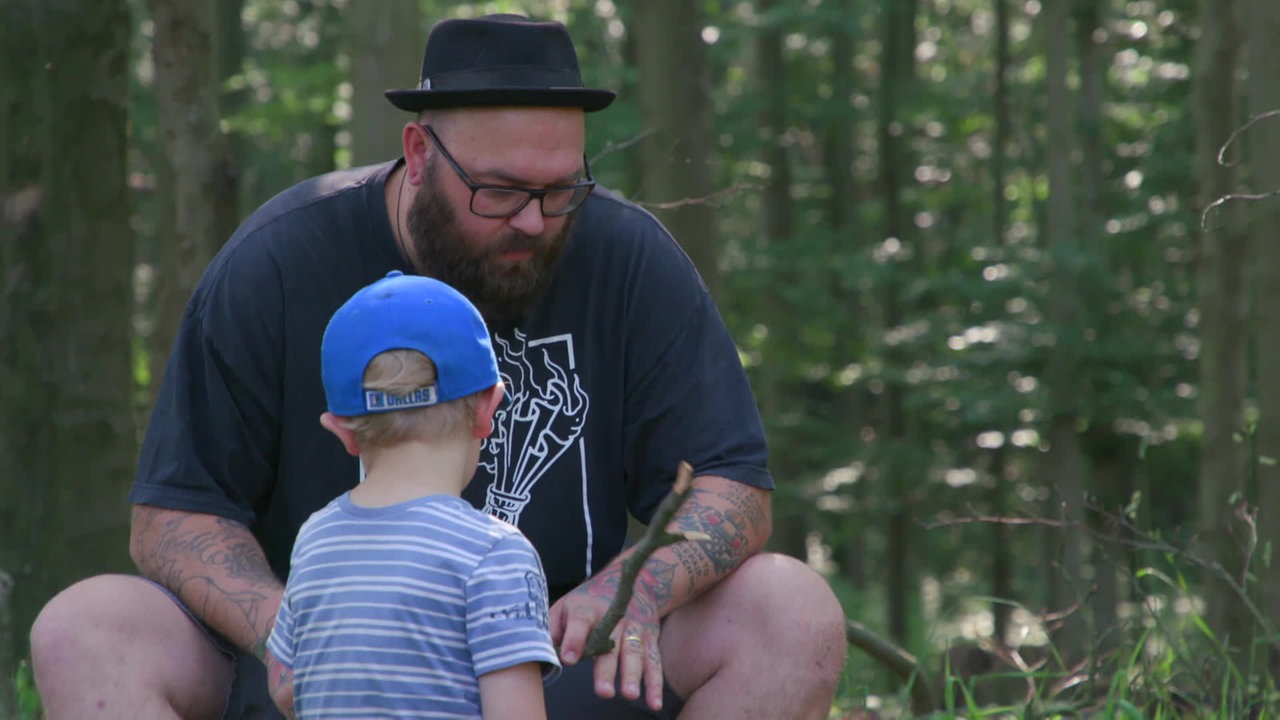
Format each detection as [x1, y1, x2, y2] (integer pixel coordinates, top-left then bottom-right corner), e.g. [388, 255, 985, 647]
[404, 165, 574, 328]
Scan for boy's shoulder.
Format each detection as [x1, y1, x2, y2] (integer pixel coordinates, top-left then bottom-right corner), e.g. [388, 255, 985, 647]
[445, 503, 539, 553]
[452, 502, 524, 537]
[294, 495, 348, 535]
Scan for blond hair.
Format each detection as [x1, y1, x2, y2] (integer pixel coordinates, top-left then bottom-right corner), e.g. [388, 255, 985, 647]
[340, 349, 481, 449]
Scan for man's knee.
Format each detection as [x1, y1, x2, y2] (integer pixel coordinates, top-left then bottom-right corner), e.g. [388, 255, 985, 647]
[663, 554, 848, 707]
[726, 554, 848, 667]
[731, 554, 846, 620]
[669, 553, 847, 655]
[31, 574, 234, 717]
[31, 574, 194, 676]
[31, 575, 131, 659]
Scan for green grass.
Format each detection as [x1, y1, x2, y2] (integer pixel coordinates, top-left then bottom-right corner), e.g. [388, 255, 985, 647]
[13, 660, 42, 720]
[824, 571, 1280, 719]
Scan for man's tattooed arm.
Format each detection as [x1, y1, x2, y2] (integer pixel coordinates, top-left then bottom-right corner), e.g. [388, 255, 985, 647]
[584, 475, 772, 619]
[130, 504, 284, 660]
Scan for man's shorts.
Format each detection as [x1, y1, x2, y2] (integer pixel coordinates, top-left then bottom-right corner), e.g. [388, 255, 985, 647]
[151, 579, 685, 719]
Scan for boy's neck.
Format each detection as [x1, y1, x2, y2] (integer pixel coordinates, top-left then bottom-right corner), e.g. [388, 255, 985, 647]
[349, 437, 478, 508]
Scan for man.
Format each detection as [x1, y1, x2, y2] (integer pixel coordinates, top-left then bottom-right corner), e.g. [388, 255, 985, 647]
[30, 14, 847, 720]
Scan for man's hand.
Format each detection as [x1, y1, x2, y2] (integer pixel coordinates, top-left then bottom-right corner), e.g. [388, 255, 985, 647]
[550, 569, 665, 712]
[549, 474, 771, 713]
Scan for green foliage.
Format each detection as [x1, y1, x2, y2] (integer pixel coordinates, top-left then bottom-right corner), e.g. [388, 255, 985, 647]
[827, 509, 1280, 719]
[13, 660, 42, 720]
[56, 0, 1268, 715]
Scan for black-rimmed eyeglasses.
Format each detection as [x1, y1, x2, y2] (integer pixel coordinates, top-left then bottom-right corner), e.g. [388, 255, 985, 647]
[422, 124, 595, 219]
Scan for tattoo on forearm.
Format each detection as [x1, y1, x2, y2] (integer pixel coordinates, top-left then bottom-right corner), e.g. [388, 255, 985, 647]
[671, 484, 764, 576]
[588, 482, 767, 618]
[133, 506, 280, 652]
[721, 480, 769, 533]
[672, 541, 714, 585]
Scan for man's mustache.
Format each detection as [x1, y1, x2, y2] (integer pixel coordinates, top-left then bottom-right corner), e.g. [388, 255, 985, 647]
[491, 233, 543, 255]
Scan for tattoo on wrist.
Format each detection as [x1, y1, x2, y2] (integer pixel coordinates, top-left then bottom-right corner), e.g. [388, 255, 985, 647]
[635, 562, 674, 617]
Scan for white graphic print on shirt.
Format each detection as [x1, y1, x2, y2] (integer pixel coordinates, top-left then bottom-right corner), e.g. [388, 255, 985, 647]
[480, 330, 589, 527]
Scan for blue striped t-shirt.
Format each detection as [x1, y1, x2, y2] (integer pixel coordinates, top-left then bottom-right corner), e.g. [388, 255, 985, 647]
[267, 493, 561, 719]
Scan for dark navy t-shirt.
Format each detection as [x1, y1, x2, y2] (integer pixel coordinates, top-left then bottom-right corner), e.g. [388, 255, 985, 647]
[129, 160, 773, 599]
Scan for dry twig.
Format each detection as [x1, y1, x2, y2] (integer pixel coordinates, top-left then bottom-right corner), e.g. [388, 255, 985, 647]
[582, 461, 703, 657]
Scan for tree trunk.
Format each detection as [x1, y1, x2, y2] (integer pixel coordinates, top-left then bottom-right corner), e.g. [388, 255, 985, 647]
[823, 0, 856, 234]
[633, 0, 720, 297]
[1246, 0, 1280, 658]
[1084, 430, 1137, 657]
[990, 0, 1013, 644]
[214, 0, 246, 225]
[147, 0, 238, 397]
[749, 0, 807, 560]
[346, 0, 422, 166]
[822, 0, 868, 590]
[989, 448, 1014, 644]
[1192, 0, 1251, 662]
[0, 0, 135, 667]
[880, 0, 918, 646]
[1074, 0, 1128, 662]
[1042, 0, 1089, 664]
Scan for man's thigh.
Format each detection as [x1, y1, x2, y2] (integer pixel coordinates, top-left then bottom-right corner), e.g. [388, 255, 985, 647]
[146, 578, 281, 720]
[545, 660, 684, 720]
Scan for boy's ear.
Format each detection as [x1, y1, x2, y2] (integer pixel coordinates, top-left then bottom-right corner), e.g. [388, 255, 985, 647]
[473, 382, 506, 439]
[320, 412, 361, 456]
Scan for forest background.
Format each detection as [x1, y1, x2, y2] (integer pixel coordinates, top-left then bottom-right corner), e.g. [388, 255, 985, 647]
[3, 0, 1280, 717]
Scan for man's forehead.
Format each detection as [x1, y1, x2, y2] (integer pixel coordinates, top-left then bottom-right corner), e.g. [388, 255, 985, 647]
[440, 110, 586, 182]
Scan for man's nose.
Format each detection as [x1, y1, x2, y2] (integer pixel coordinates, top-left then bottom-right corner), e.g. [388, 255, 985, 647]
[506, 197, 546, 236]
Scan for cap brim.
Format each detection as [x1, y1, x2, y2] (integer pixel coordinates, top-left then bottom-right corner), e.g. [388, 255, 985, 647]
[385, 87, 616, 113]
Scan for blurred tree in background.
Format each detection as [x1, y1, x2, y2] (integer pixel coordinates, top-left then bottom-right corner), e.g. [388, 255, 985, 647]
[7, 0, 1280, 714]
[1, 0, 136, 705]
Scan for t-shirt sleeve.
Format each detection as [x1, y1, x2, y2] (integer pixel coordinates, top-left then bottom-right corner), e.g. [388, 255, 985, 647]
[465, 532, 561, 682]
[619, 223, 774, 523]
[267, 590, 296, 670]
[128, 244, 284, 527]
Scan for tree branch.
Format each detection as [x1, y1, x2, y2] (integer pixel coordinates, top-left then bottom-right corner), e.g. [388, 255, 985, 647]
[1200, 109, 1280, 230]
[582, 461, 702, 658]
[845, 618, 938, 713]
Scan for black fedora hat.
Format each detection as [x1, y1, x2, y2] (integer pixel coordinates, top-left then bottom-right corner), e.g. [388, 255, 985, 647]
[385, 14, 616, 113]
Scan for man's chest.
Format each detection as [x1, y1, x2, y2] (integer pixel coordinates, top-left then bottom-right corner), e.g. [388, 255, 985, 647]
[467, 327, 620, 523]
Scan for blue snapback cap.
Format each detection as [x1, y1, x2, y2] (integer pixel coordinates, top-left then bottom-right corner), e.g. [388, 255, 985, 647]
[321, 271, 500, 416]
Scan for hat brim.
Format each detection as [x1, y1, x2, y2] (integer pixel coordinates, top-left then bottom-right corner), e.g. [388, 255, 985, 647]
[385, 87, 616, 113]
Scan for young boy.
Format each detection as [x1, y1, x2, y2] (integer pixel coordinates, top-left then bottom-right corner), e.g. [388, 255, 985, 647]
[265, 270, 560, 719]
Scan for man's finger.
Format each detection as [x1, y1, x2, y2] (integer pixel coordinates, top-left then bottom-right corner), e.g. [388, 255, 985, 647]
[617, 627, 646, 701]
[643, 637, 664, 711]
[547, 601, 568, 645]
[592, 630, 622, 699]
[557, 614, 591, 666]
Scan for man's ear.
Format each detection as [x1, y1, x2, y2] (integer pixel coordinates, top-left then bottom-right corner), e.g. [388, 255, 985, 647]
[320, 412, 361, 456]
[472, 382, 506, 439]
[402, 122, 431, 186]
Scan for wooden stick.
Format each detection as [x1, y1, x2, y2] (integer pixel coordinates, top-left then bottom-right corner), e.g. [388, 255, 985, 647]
[845, 618, 938, 714]
[582, 461, 703, 658]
